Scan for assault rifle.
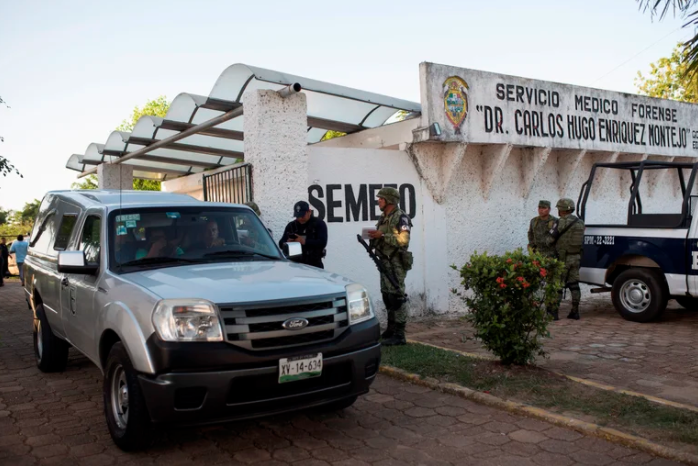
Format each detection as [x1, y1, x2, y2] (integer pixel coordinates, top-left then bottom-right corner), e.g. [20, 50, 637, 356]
[356, 234, 402, 292]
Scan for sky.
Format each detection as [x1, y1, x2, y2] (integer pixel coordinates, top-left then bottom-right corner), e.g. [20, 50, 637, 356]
[0, 0, 692, 211]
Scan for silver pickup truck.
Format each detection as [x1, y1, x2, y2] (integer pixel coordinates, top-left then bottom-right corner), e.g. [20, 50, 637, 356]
[23, 190, 380, 450]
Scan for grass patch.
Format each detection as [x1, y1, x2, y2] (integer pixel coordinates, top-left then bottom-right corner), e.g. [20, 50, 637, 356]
[382, 343, 698, 448]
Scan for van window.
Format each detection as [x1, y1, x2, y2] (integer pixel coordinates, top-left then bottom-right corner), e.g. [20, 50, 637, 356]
[109, 206, 282, 272]
[80, 216, 101, 265]
[54, 215, 78, 251]
[30, 211, 57, 256]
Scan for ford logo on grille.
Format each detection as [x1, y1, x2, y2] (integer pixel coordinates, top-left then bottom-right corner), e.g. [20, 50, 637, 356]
[282, 318, 309, 330]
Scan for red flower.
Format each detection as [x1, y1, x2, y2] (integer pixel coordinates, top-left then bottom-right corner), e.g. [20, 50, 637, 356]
[523, 282, 530, 288]
[532, 260, 540, 267]
[496, 277, 504, 284]
[500, 283, 507, 289]
[506, 259, 513, 263]
[517, 277, 525, 282]
[540, 268, 548, 277]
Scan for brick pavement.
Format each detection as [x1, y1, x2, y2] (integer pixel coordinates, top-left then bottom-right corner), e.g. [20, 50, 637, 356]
[0, 282, 684, 465]
[410, 296, 698, 408]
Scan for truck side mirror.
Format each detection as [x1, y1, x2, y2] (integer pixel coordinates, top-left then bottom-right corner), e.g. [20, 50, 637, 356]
[282, 242, 302, 260]
[57, 251, 99, 275]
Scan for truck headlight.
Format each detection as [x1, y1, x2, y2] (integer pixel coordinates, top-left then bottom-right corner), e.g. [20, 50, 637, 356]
[152, 299, 224, 342]
[346, 284, 374, 325]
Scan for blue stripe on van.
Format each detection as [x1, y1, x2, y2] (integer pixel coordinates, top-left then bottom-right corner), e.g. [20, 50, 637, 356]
[581, 236, 695, 276]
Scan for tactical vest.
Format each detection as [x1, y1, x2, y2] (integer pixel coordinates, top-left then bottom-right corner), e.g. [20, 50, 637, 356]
[290, 217, 326, 262]
[374, 208, 413, 271]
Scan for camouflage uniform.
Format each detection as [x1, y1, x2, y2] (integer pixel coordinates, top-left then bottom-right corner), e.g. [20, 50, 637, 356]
[244, 201, 261, 216]
[548, 198, 585, 320]
[370, 187, 412, 346]
[528, 200, 558, 258]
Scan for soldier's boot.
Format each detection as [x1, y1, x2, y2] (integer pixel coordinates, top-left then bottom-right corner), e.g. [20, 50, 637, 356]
[567, 302, 580, 320]
[567, 284, 581, 320]
[382, 323, 406, 346]
[381, 313, 395, 340]
[548, 289, 563, 321]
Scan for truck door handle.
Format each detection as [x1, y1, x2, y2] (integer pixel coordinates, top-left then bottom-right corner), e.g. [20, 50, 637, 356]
[61, 277, 69, 287]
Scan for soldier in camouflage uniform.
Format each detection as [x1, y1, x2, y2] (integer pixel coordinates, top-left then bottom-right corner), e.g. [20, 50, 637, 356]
[244, 201, 261, 216]
[547, 198, 585, 320]
[528, 200, 558, 258]
[368, 187, 413, 346]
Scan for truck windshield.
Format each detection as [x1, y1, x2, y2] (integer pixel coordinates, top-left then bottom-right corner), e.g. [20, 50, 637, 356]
[108, 206, 282, 271]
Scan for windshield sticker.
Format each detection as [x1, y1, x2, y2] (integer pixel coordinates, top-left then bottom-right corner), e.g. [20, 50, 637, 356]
[166, 212, 181, 219]
[116, 214, 140, 222]
[125, 220, 137, 228]
[116, 225, 128, 236]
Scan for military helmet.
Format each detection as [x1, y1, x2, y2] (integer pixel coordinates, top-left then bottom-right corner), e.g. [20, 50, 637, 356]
[244, 201, 261, 216]
[377, 187, 400, 205]
[556, 198, 575, 212]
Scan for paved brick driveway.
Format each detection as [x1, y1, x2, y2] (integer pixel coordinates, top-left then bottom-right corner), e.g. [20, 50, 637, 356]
[0, 282, 683, 465]
[410, 296, 698, 408]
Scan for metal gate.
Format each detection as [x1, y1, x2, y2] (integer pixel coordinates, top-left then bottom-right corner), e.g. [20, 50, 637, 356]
[203, 163, 253, 204]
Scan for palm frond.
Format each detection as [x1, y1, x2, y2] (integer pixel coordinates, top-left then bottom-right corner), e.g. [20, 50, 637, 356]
[638, 0, 698, 19]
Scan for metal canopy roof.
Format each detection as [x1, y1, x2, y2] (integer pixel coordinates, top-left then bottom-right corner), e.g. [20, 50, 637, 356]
[66, 64, 421, 180]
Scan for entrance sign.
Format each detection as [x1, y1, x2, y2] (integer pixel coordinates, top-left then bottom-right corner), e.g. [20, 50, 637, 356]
[420, 62, 698, 157]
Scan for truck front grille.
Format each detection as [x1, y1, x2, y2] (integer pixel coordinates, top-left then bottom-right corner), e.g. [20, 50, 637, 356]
[218, 294, 348, 351]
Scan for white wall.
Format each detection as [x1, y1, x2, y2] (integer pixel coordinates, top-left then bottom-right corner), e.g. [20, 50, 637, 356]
[306, 147, 442, 321]
[435, 147, 687, 313]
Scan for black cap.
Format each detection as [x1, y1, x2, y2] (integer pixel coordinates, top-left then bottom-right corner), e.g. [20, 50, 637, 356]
[293, 201, 310, 218]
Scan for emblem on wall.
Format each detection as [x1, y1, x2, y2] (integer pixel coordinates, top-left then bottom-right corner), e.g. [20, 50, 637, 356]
[443, 76, 469, 133]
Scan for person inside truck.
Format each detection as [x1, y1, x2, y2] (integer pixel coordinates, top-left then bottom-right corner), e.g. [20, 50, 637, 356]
[135, 227, 183, 260]
[114, 232, 138, 263]
[203, 219, 225, 248]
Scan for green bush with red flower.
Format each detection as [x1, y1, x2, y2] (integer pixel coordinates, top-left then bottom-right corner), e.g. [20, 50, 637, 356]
[451, 248, 565, 365]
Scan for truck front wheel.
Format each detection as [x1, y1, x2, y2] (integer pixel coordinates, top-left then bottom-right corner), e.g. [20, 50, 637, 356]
[611, 268, 667, 322]
[104, 342, 155, 451]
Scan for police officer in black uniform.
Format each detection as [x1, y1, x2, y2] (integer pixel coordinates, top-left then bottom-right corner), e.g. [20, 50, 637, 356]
[279, 201, 328, 269]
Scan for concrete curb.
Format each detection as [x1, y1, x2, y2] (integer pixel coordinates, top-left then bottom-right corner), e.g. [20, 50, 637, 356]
[408, 339, 698, 415]
[379, 365, 698, 465]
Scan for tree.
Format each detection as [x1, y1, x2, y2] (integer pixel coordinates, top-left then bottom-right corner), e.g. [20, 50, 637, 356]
[320, 130, 346, 141]
[636, 43, 698, 101]
[0, 157, 22, 179]
[20, 200, 40, 224]
[73, 96, 170, 191]
[72, 173, 163, 191]
[0, 95, 22, 181]
[0, 201, 39, 238]
[72, 175, 99, 190]
[638, 0, 698, 76]
[117, 95, 169, 132]
[116, 96, 169, 190]
[319, 110, 411, 142]
[133, 179, 161, 191]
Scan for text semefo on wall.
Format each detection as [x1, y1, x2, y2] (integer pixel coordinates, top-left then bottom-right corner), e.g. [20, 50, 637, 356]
[308, 183, 417, 223]
[427, 63, 698, 157]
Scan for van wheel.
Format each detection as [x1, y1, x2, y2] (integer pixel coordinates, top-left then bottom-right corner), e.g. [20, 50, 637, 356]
[676, 297, 698, 310]
[317, 396, 357, 412]
[103, 342, 154, 451]
[33, 304, 69, 372]
[611, 268, 667, 322]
